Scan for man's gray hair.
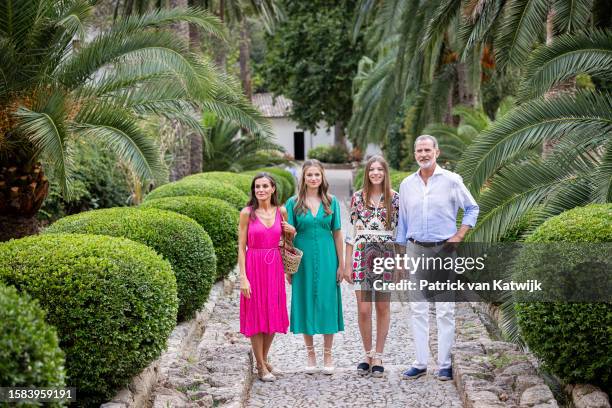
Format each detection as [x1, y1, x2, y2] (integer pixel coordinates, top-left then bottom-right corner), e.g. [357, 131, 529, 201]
[414, 134, 439, 149]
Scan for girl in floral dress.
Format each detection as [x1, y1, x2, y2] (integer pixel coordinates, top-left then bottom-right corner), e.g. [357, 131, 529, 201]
[344, 156, 399, 378]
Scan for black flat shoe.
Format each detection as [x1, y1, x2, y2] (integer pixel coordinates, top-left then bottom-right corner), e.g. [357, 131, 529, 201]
[357, 361, 370, 376]
[370, 352, 384, 378]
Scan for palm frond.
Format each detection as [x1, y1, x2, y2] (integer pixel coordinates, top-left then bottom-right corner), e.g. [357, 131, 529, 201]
[518, 29, 612, 101]
[13, 90, 72, 195]
[72, 103, 163, 181]
[458, 91, 612, 194]
[421, 0, 461, 51]
[554, 0, 593, 34]
[494, 0, 548, 68]
[460, 0, 505, 58]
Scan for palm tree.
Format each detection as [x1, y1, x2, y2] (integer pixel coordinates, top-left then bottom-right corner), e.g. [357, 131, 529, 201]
[0, 0, 271, 240]
[202, 118, 287, 172]
[458, 30, 612, 243]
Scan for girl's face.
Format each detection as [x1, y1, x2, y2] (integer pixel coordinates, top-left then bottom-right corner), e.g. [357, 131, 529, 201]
[368, 161, 385, 186]
[254, 177, 275, 202]
[304, 166, 323, 190]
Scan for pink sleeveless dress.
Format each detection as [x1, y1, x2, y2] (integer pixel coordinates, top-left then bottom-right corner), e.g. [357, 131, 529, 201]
[240, 208, 289, 337]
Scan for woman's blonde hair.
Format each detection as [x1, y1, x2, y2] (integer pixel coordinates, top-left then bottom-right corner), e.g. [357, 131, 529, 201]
[295, 159, 332, 216]
[362, 155, 393, 229]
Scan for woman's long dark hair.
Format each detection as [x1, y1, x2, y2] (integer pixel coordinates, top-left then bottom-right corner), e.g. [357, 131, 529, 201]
[246, 173, 279, 219]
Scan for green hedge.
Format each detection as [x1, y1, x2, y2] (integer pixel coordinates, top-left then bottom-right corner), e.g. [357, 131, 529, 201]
[307, 145, 349, 163]
[515, 204, 612, 387]
[182, 172, 252, 196]
[144, 179, 247, 210]
[45, 207, 216, 321]
[0, 282, 66, 392]
[353, 168, 411, 191]
[256, 167, 296, 197]
[141, 196, 239, 279]
[244, 170, 289, 203]
[0, 234, 178, 405]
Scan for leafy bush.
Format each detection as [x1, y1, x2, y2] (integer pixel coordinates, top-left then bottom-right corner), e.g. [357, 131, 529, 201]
[140, 196, 239, 279]
[45, 207, 215, 320]
[244, 170, 288, 203]
[0, 282, 66, 392]
[256, 167, 296, 198]
[144, 179, 248, 210]
[39, 142, 130, 222]
[353, 168, 411, 191]
[514, 204, 612, 387]
[182, 172, 252, 196]
[0, 234, 177, 405]
[307, 145, 350, 163]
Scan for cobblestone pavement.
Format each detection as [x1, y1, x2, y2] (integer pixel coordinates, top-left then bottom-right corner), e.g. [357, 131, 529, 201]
[246, 169, 464, 408]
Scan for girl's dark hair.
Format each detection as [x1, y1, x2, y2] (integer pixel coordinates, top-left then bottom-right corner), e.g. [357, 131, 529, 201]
[295, 159, 332, 216]
[246, 173, 279, 218]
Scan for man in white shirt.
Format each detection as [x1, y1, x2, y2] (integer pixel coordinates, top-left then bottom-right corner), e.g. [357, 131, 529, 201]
[396, 135, 479, 381]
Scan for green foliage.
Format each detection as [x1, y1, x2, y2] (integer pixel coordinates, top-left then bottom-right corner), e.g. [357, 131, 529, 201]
[263, 0, 363, 133]
[202, 119, 287, 172]
[144, 179, 248, 209]
[38, 141, 131, 222]
[0, 282, 66, 392]
[0, 234, 178, 405]
[353, 168, 411, 191]
[0, 1, 270, 200]
[140, 196, 239, 279]
[307, 145, 350, 164]
[183, 171, 253, 195]
[44, 207, 215, 320]
[515, 204, 612, 387]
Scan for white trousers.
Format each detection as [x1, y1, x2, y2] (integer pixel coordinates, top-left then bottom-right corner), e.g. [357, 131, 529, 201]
[409, 301, 455, 369]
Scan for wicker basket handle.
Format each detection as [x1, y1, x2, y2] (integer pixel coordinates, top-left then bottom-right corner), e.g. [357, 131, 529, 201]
[280, 210, 293, 250]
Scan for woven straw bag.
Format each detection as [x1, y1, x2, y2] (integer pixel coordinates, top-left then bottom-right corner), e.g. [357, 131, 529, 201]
[280, 213, 302, 275]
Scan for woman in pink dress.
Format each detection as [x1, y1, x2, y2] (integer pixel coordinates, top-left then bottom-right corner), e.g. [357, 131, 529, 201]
[238, 173, 293, 382]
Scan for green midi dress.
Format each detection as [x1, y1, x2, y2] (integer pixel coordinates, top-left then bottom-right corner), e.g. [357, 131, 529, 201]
[285, 195, 344, 335]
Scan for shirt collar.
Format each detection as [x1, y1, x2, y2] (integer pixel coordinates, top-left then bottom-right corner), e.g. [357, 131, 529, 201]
[416, 163, 444, 179]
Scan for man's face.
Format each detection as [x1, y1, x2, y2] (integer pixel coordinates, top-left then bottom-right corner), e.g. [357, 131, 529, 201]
[414, 139, 439, 170]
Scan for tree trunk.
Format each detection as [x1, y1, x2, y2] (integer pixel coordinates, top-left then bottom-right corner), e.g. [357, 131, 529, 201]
[168, 119, 192, 181]
[334, 121, 347, 147]
[190, 133, 203, 174]
[456, 62, 476, 107]
[214, 0, 227, 70]
[0, 161, 48, 241]
[239, 17, 252, 100]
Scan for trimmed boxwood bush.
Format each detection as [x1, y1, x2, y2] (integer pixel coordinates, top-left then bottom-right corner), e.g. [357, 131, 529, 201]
[256, 167, 296, 197]
[140, 196, 239, 279]
[244, 170, 288, 203]
[514, 204, 612, 387]
[0, 282, 66, 391]
[182, 172, 252, 196]
[45, 207, 216, 321]
[144, 179, 248, 210]
[307, 145, 350, 163]
[0, 234, 178, 405]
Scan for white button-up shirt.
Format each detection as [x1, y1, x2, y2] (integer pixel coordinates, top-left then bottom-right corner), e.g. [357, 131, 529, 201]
[396, 165, 479, 243]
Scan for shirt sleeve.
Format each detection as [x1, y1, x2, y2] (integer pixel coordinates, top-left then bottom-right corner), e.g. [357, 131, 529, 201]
[345, 193, 358, 245]
[455, 179, 479, 227]
[390, 192, 400, 240]
[396, 183, 408, 245]
[331, 196, 342, 231]
[285, 197, 296, 227]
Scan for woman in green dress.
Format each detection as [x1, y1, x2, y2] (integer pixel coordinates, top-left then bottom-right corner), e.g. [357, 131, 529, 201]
[285, 159, 345, 375]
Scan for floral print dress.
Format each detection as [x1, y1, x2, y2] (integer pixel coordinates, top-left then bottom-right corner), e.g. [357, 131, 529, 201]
[346, 190, 400, 290]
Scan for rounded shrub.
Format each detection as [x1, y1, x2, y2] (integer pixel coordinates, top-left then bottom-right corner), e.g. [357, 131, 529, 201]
[140, 196, 239, 279]
[0, 282, 66, 391]
[144, 179, 247, 210]
[244, 170, 288, 203]
[514, 204, 612, 387]
[182, 171, 252, 196]
[256, 167, 296, 197]
[44, 207, 216, 321]
[0, 234, 178, 405]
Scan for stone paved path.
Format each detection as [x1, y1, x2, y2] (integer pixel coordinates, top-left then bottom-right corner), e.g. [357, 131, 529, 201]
[245, 169, 463, 407]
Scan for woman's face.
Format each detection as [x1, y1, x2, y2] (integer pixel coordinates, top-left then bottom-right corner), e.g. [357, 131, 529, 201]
[254, 177, 275, 202]
[304, 166, 323, 190]
[368, 161, 385, 186]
